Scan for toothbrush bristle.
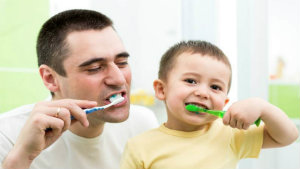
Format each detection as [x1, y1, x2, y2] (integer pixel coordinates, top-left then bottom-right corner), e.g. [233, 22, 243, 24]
[112, 97, 124, 105]
[185, 104, 206, 112]
[109, 94, 122, 102]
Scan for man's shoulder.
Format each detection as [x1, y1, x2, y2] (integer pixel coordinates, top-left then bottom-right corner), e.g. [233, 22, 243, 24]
[0, 104, 34, 119]
[128, 104, 158, 127]
[0, 104, 34, 140]
[129, 104, 157, 119]
[105, 104, 159, 138]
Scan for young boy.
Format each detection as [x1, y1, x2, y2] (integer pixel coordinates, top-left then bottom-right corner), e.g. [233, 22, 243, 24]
[120, 40, 298, 169]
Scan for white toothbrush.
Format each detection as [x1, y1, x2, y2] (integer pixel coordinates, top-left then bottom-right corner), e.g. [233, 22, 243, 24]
[84, 97, 124, 114]
[71, 96, 124, 120]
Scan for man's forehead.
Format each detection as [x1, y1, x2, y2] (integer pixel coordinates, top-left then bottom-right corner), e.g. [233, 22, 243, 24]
[64, 28, 127, 62]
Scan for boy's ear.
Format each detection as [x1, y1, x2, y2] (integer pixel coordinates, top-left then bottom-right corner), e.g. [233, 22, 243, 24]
[225, 97, 230, 105]
[39, 65, 60, 93]
[153, 79, 166, 100]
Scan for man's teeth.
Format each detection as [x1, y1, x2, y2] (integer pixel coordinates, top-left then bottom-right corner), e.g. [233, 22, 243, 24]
[109, 94, 123, 102]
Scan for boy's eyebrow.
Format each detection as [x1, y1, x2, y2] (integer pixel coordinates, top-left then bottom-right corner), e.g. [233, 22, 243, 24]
[78, 52, 130, 67]
[211, 78, 226, 86]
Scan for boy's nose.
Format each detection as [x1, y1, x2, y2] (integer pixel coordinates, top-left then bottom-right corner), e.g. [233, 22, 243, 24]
[104, 64, 126, 86]
[194, 85, 210, 99]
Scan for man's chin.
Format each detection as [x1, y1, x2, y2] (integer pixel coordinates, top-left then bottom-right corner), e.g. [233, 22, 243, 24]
[105, 113, 129, 123]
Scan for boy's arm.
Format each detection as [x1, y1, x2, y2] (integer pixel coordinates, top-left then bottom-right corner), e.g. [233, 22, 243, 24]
[120, 141, 143, 169]
[260, 102, 298, 148]
[223, 98, 298, 148]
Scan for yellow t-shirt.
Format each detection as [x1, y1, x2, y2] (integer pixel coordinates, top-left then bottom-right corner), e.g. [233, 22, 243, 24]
[121, 119, 264, 169]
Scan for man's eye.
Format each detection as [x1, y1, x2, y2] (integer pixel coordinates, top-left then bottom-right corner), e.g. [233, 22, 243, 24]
[211, 85, 222, 91]
[184, 79, 196, 84]
[117, 62, 128, 67]
[87, 67, 101, 72]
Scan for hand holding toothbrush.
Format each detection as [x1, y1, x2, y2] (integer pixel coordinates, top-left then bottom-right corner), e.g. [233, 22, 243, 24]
[5, 99, 97, 169]
[186, 98, 263, 129]
[223, 97, 299, 148]
[222, 98, 264, 129]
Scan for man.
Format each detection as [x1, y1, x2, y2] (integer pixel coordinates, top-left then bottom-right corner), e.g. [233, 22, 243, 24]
[0, 9, 158, 169]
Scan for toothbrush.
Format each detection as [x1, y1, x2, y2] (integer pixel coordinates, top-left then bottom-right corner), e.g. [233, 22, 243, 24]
[71, 96, 124, 120]
[185, 104, 261, 127]
[84, 97, 124, 114]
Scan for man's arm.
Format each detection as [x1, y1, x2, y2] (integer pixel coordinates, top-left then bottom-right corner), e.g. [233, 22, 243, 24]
[1, 99, 96, 169]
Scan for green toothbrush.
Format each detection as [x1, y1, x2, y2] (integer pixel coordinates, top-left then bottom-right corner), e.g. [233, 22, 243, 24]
[185, 104, 261, 127]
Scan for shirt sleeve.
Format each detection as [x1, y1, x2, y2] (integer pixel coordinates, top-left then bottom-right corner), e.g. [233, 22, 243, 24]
[231, 124, 264, 159]
[120, 140, 144, 169]
[0, 131, 14, 164]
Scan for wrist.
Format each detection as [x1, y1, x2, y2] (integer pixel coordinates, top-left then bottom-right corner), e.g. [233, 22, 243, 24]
[260, 100, 275, 120]
[2, 146, 36, 169]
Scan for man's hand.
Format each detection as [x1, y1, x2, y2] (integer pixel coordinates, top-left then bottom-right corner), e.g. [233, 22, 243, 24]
[2, 99, 96, 169]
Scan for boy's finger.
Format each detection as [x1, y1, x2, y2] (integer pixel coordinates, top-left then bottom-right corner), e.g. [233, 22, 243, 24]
[222, 111, 230, 125]
[229, 118, 237, 128]
[236, 120, 243, 129]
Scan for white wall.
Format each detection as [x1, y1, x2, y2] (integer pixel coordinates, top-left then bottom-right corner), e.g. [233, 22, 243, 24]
[50, 0, 182, 94]
[90, 0, 182, 94]
[49, 1, 299, 168]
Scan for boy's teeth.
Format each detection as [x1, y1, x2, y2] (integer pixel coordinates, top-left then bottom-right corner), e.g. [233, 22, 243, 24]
[187, 103, 207, 109]
[109, 94, 123, 102]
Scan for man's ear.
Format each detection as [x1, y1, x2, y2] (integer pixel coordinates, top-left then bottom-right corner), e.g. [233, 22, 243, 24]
[153, 79, 166, 100]
[39, 65, 60, 93]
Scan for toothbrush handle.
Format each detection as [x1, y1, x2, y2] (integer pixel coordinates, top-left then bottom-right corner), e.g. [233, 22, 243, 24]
[71, 107, 104, 120]
[84, 107, 104, 114]
[210, 110, 261, 127]
[254, 118, 261, 127]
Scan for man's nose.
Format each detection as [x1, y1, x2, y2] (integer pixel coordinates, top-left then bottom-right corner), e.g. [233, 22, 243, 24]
[104, 64, 126, 86]
[194, 84, 210, 99]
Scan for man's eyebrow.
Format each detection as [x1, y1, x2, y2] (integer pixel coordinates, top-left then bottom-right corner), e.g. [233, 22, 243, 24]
[78, 58, 105, 67]
[116, 52, 130, 58]
[78, 52, 130, 67]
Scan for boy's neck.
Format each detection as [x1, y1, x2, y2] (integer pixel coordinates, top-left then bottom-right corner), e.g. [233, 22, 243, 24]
[164, 121, 211, 132]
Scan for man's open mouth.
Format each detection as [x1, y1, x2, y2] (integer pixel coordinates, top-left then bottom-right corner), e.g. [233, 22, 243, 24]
[106, 92, 125, 103]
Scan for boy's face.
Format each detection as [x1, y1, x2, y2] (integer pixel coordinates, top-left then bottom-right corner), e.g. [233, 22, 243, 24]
[155, 52, 231, 131]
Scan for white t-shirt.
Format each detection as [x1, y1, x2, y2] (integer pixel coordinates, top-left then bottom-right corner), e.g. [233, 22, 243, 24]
[0, 103, 158, 169]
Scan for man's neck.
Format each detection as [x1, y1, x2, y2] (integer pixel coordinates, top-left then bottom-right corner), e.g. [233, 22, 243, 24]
[69, 121, 105, 138]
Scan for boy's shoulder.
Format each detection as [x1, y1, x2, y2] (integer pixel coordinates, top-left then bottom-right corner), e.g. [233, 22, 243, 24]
[127, 126, 161, 144]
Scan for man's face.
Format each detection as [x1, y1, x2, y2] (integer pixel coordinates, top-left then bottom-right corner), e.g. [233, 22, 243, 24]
[56, 27, 131, 123]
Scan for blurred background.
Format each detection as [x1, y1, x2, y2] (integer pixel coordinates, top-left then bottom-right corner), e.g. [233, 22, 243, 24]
[0, 0, 299, 168]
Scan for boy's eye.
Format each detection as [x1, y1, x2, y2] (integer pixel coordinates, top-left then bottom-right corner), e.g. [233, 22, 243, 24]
[211, 84, 222, 91]
[184, 79, 197, 84]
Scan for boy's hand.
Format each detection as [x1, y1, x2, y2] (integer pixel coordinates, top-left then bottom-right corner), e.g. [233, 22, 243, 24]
[222, 98, 265, 130]
[222, 97, 298, 148]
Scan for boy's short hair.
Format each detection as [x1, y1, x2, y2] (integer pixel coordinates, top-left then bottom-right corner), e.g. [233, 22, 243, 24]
[37, 9, 113, 76]
[158, 40, 232, 93]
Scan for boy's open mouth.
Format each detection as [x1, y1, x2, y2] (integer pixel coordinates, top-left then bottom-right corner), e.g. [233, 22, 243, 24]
[185, 102, 209, 110]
